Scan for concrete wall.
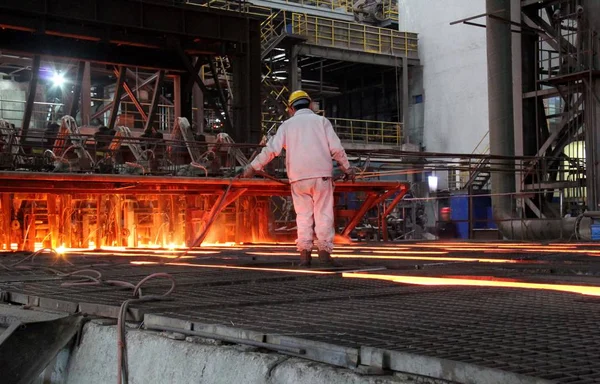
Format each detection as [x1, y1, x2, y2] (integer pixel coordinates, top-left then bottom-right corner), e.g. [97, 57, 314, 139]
[57, 322, 447, 384]
[398, 0, 490, 188]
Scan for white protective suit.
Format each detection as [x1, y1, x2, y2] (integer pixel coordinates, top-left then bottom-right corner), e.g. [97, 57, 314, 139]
[250, 109, 351, 252]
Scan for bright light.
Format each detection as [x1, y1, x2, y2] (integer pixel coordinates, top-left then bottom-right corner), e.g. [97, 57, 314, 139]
[56, 245, 66, 255]
[427, 175, 438, 192]
[51, 72, 66, 88]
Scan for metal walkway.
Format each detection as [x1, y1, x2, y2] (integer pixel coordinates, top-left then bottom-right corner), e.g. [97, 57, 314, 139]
[2, 242, 600, 383]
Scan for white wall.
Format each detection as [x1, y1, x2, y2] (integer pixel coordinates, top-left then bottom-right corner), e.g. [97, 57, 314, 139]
[399, 0, 489, 158]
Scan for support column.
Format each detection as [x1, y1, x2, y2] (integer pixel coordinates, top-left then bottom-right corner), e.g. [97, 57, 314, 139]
[144, 71, 165, 133]
[81, 62, 91, 126]
[402, 56, 409, 143]
[61, 196, 72, 248]
[175, 73, 193, 121]
[108, 66, 126, 130]
[47, 195, 59, 249]
[185, 195, 196, 247]
[192, 80, 205, 134]
[21, 55, 41, 140]
[486, 0, 515, 220]
[95, 195, 103, 249]
[1, 194, 10, 250]
[289, 45, 300, 91]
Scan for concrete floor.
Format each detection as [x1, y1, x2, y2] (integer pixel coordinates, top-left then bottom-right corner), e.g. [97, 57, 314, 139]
[2, 242, 600, 383]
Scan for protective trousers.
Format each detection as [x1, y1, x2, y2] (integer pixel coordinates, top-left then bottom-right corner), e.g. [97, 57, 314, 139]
[291, 177, 334, 253]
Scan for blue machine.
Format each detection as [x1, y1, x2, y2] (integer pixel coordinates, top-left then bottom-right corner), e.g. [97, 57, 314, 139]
[449, 194, 495, 239]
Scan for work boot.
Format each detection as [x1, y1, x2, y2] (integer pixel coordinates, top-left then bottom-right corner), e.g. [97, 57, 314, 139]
[299, 250, 312, 267]
[317, 250, 342, 267]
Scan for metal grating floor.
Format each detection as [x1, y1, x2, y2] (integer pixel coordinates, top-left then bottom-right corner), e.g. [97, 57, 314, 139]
[2, 242, 600, 383]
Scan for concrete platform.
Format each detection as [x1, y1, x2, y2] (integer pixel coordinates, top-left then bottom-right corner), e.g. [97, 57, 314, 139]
[2, 242, 600, 383]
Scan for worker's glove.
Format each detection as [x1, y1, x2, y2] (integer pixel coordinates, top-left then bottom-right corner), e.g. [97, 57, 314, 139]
[239, 165, 255, 179]
[343, 168, 356, 182]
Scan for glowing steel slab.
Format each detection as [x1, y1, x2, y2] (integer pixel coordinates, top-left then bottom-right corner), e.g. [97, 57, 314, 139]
[343, 272, 600, 296]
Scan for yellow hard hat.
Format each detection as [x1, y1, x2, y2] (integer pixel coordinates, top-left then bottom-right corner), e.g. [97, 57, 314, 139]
[288, 90, 311, 106]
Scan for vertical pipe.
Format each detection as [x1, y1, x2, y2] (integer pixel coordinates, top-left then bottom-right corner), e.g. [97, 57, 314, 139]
[21, 55, 41, 140]
[486, 0, 516, 220]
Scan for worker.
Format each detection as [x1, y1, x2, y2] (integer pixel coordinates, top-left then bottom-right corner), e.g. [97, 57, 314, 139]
[241, 90, 355, 267]
[437, 206, 458, 240]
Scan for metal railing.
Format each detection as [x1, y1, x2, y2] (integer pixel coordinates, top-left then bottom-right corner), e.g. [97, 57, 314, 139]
[0, 100, 64, 131]
[448, 131, 490, 191]
[292, 13, 417, 56]
[264, 117, 403, 145]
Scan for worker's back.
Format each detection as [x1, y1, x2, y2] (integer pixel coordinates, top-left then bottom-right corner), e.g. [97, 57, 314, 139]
[280, 109, 340, 182]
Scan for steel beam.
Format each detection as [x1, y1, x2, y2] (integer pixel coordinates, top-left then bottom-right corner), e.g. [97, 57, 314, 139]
[126, 69, 173, 106]
[144, 71, 166, 134]
[91, 72, 159, 122]
[107, 66, 126, 130]
[342, 188, 400, 237]
[20, 55, 40, 140]
[176, 46, 233, 133]
[297, 45, 419, 68]
[381, 189, 409, 241]
[120, 75, 148, 123]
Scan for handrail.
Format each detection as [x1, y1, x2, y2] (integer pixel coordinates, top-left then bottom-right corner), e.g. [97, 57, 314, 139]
[264, 117, 403, 145]
[291, 13, 417, 56]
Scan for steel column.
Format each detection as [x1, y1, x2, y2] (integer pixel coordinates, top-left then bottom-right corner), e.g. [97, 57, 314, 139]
[69, 61, 86, 118]
[20, 55, 40, 140]
[402, 56, 409, 141]
[486, 0, 516, 220]
[289, 45, 300, 91]
[107, 66, 126, 130]
[81, 62, 91, 125]
[0, 194, 10, 250]
[143, 71, 165, 134]
[175, 46, 232, 133]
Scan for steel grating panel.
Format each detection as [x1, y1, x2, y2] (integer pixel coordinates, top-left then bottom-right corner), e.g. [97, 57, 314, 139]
[153, 287, 600, 383]
[2, 243, 600, 382]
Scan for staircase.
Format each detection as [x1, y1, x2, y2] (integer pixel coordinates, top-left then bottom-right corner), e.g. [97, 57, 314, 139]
[463, 158, 491, 191]
[260, 11, 293, 132]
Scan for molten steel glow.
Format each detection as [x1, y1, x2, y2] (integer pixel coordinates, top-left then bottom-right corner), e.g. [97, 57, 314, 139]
[245, 252, 516, 263]
[343, 273, 600, 296]
[71, 251, 198, 259]
[332, 255, 516, 263]
[369, 250, 449, 255]
[201, 242, 237, 247]
[130, 261, 335, 274]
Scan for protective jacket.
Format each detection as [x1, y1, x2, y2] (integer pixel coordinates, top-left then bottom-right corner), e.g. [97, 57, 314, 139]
[250, 109, 350, 181]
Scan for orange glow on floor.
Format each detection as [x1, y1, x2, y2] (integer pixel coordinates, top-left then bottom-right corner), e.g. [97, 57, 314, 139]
[69, 251, 199, 259]
[245, 252, 516, 263]
[343, 273, 600, 296]
[333, 255, 517, 263]
[130, 261, 335, 274]
[369, 250, 449, 255]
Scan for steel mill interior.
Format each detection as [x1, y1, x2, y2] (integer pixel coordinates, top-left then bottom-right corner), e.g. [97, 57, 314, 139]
[1, 1, 600, 384]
